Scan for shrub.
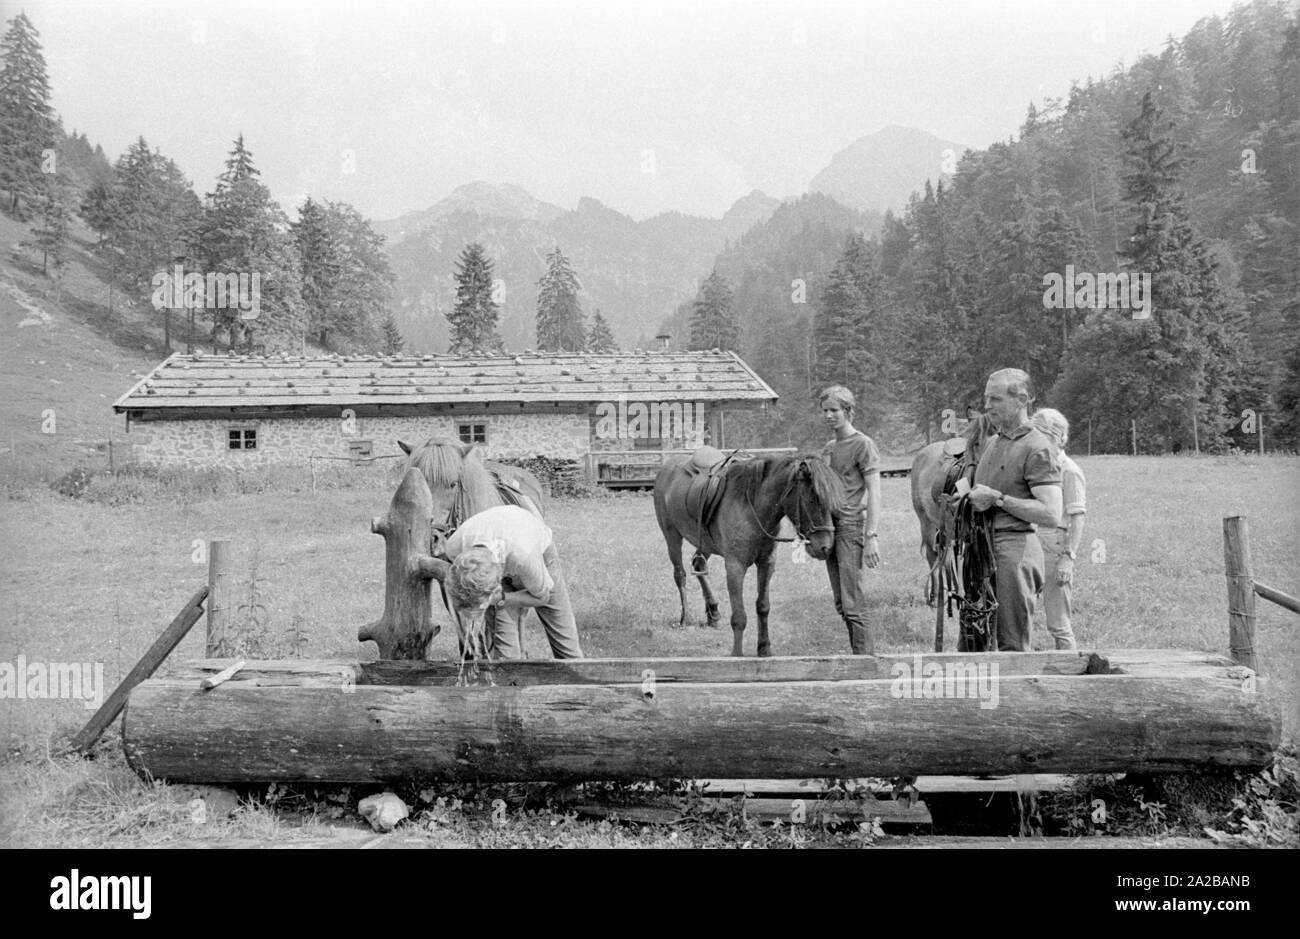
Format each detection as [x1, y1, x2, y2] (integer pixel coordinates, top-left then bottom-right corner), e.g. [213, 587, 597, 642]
[50, 467, 95, 499]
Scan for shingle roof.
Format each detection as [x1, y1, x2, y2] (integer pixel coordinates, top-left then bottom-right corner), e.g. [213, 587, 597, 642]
[114, 351, 778, 412]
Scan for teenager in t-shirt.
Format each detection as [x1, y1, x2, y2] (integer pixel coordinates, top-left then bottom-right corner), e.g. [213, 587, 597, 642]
[818, 385, 882, 654]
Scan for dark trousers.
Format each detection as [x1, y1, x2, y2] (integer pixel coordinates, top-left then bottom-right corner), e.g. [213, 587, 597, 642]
[992, 530, 1044, 651]
[825, 520, 874, 654]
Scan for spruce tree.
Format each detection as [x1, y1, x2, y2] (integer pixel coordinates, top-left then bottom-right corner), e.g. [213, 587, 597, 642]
[536, 246, 585, 352]
[586, 309, 616, 353]
[447, 242, 503, 353]
[0, 12, 56, 217]
[1057, 91, 1241, 450]
[29, 178, 71, 275]
[688, 269, 739, 351]
[382, 311, 404, 354]
[195, 135, 305, 352]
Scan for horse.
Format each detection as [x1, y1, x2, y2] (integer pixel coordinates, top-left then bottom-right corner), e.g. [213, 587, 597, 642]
[396, 437, 551, 659]
[909, 412, 997, 648]
[397, 437, 549, 526]
[653, 451, 845, 657]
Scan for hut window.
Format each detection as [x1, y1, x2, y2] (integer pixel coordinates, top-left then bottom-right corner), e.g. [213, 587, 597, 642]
[228, 428, 257, 450]
[347, 439, 373, 461]
[458, 422, 487, 444]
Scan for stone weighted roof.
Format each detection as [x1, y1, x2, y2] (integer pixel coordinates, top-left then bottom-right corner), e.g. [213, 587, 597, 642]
[114, 350, 778, 412]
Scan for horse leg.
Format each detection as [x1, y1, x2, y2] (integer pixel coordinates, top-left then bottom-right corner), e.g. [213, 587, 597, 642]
[755, 548, 775, 657]
[663, 529, 692, 627]
[693, 552, 721, 627]
[724, 556, 748, 657]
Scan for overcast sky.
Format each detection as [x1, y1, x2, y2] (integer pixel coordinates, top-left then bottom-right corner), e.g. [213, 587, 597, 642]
[28, 0, 1243, 221]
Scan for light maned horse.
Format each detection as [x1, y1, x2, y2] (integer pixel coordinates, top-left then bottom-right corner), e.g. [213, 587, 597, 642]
[397, 437, 550, 658]
[653, 453, 844, 657]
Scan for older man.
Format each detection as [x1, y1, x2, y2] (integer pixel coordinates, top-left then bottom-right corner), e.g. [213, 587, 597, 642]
[967, 369, 1062, 651]
[1031, 408, 1086, 650]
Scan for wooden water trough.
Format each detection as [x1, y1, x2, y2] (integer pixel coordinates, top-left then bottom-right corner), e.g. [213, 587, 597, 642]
[122, 648, 1278, 784]
[117, 473, 1282, 785]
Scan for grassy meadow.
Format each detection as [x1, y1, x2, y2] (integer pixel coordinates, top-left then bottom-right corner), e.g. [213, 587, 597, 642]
[0, 453, 1297, 846]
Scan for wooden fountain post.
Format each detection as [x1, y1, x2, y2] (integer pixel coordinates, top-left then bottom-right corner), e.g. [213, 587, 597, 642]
[358, 467, 451, 659]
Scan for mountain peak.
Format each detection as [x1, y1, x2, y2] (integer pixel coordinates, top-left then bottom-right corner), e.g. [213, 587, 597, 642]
[808, 126, 970, 214]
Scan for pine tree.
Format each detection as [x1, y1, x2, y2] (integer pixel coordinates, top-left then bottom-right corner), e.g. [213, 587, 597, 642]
[195, 135, 305, 352]
[1057, 91, 1241, 451]
[80, 179, 115, 243]
[536, 246, 586, 351]
[447, 242, 503, 353]
[29, 177, 71, 275]
[586, 309, 616, 353]
[0, 12, 56, 218]
[688, 269, 739, 351]
[813, 234, 886, 423]
[382, 311, 404, 354]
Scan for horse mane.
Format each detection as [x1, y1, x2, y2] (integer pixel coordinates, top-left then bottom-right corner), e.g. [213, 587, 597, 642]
[406, 437, 504, 523]
[963, 412, 995, 458]
[729, 454, 844, 515]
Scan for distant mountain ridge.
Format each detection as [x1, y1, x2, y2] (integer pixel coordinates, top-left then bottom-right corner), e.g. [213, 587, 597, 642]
[381, 183, 787, 351]
[809, 124, 970, 214]
[380, 126, 961, 351]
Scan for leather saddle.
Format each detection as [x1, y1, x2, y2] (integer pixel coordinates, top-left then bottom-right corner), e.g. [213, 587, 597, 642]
[683, 446, 748, 535]
[930, 436, 973, 507]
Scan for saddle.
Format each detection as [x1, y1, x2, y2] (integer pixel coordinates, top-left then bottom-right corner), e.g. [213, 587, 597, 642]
[930, 436, 999, 652]
[683, 446, 749, 537]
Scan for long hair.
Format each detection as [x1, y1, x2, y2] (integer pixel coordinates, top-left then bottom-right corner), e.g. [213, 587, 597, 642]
[405, 437, 504, 526]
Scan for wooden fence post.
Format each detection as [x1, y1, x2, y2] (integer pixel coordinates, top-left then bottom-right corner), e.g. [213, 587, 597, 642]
[1222, 517, 1258, 671]
[206, 540, 233, 656]
[1131, 419, 1137, 456]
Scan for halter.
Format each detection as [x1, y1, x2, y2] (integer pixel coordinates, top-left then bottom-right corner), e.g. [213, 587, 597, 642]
[746, 459, 836, 543]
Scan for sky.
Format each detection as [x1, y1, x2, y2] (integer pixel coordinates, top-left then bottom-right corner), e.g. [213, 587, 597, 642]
[26, 0, 1246, 222]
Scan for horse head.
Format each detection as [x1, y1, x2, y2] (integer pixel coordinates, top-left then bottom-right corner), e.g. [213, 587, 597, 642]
[399, 437, 501, 527]
[782, 456, 844, 561]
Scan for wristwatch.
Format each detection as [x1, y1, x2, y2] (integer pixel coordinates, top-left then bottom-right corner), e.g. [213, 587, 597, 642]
[994, 493, 1005, 508]
[1065, 549, 1077, 559]
[865, 530, 878, 539]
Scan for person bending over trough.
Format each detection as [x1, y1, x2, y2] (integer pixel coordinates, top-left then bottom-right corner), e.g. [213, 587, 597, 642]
[443, 504, 583, 660]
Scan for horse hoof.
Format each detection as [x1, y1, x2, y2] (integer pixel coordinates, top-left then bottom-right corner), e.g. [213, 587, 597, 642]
[757, 647, 771, 658]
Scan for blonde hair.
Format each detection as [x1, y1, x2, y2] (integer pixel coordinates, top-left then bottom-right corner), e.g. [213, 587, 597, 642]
[1032, 408, 1070, 449]
[818, 384, 856, 419]
[446, 547, 503, 610]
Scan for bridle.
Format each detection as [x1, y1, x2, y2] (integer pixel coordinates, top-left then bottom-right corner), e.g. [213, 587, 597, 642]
[746, 459, 836, 544]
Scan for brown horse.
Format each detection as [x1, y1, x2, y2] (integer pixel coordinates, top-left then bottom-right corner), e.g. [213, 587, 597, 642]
[909, 413, 995, 601]
[654, 452, 844, 657]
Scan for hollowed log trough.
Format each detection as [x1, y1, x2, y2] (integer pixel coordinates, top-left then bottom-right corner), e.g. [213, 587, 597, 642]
[122, 650, 1280, 784]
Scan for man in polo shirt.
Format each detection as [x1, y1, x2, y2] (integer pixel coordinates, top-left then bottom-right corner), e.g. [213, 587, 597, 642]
[1031, 408, 1086, 650]
[967, 369, 1062, 651]
[442, 504, 583, 660]
[819, 385, 882, 655]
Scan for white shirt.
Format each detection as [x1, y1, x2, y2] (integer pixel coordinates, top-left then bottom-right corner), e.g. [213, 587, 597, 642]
[444, 505, 555, 599]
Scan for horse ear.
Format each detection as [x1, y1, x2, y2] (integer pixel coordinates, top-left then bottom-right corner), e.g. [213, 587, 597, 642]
[799, 458, 813, 479]
[397, 439, 412, 455]
[460, 442, 476, 458]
